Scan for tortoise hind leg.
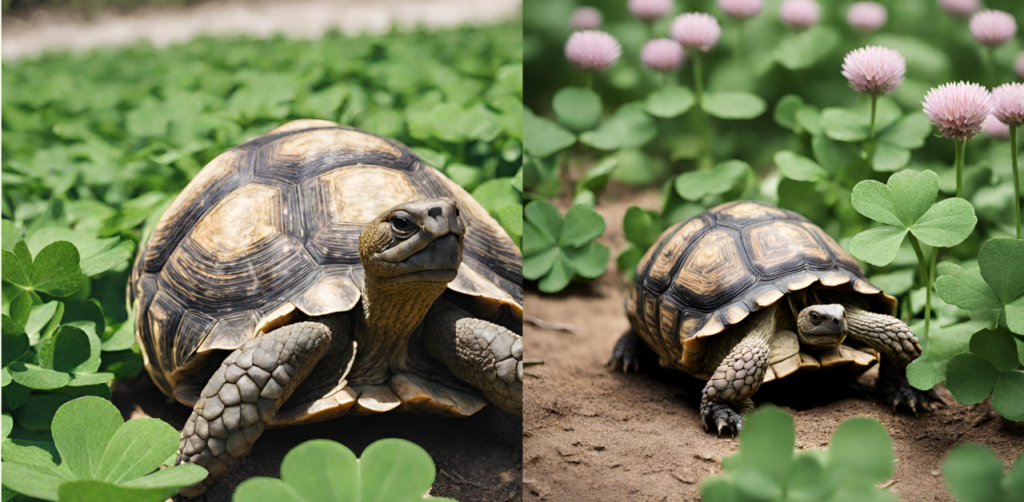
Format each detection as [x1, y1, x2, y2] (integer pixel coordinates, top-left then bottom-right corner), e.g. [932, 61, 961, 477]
[421, 300, 522, 416]
[843, 306, 944, 414]
[699, 305, 777, 435]
[608, 329, 653, 373]
[176, 322, 335, 497]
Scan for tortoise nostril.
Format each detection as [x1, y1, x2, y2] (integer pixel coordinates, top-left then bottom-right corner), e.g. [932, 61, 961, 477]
[428, 207, 442, 217]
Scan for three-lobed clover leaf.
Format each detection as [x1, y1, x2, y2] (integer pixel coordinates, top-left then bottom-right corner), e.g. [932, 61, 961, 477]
[944, 327, 1024, 420]
[850, 170, 977, 266]
[579, 103, 657, 151]
[1, 396, 208, 502]
[943, 443, 1024, 502]
[232, 438, 456, 502]
[701, 406, 898, 502]
[936, 238, 1024, 335]
[906, 319, 990, 391]
[2, 240, 82, 298]
[523, 201, 610, 293]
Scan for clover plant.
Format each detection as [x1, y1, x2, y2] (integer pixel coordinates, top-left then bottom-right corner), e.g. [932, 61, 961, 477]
[943, 443, 1024, 502]
[232, 438, 455, 502]
[849, 169, 977, 338]
[700, 406, 898, 502]
[523, 201, 609, 293]
[1, 396, 207, 502]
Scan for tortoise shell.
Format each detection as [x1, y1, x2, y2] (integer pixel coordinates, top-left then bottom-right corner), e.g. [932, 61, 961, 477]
[626, 201, 896, 381]
[129, 120, 523, 402]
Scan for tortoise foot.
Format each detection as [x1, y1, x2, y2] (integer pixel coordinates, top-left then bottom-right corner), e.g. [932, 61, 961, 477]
[878, 365, 945, 415]
[700, 400, 747, 436]
[607, 330, 649, 374]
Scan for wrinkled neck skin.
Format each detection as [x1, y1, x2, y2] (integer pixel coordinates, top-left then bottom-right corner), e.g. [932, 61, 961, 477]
[350, 274, 449, 385]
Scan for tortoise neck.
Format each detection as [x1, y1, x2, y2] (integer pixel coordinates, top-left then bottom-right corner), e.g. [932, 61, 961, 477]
[353, 275, 448, 384]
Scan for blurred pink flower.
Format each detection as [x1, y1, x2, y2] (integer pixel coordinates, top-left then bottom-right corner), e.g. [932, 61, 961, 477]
[847, 2, 887, 33]
[570, 6, 603, 29]
[939, 0, 980, 19]
[670, 12, 722, 52]
[841, 45, 905, 94]
[922, 82, 994, 141]
[565, 30, 622, 71]
[984, 115, 1011, 139]
[992, 83, 1024, 126]
[1016, 53, 1024, 80]
[717, 0, 763, 21]
[969, 10, 1017, 47]
[628, 0, 673, 21]
[642, 38, 685, 72]
[779, 0, 820, 30]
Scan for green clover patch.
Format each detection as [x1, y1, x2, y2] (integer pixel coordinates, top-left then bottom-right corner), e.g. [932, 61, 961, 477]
[523, 201, 610, 293]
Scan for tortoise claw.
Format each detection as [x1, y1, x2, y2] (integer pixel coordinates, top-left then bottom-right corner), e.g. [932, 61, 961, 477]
[608, 331, 649, 375]
[701, 401, 744, 437]
[879, 367, 942, 416]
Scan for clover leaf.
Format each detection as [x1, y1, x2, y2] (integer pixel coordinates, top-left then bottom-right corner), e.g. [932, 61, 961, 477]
[1, 396, 207, 502]
[2, 240, 82, 298]
[702, 406, 898, 502]
[943, 443, 1024, 502]
[645, 86, 696, 119]
[552, 87, 602, 132]
[944, 327, 1024, 420]
[579, 104, 657, 151]
[26, 227, 134, 278]
[232, 438, 456, 502]
[523, 201, 609, 293]
[523, 108, 575, 158]
[700, 92, 766, 120]
[675, 160, 752, 202]
[850, 170, 976, 266]
[617, 206, 663, 282]
[820, 97, 930, 172]
[906, 320, 990, 390]
[773, 26, 840, 70]
[936, 239, 1024, 335]
[574, 157, 618, 206]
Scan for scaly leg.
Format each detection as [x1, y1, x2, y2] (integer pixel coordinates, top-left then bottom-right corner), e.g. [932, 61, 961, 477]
[175, 322, 335, 497]
[699, 305, 776, 435]
[844, 307, 944, 413]
[421, 300, 522, 416]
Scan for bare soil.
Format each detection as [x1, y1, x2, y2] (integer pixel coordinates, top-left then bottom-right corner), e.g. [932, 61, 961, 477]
[522, 186, 1024, 502]
[113, 372, 522, 502]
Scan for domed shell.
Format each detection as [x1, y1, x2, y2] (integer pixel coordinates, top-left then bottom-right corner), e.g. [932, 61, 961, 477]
[626, 201, 895, 380]
[130, 120, 522, 397]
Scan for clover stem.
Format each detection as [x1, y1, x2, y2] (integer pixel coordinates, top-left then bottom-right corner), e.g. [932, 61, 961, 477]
[908, 234, 932, 339]
[986, 47, 997, 88]
[955, 139, 966, 198]
[1012, 124, 1022, 239]
[691, 52, 714, 169]
[924, 245, 937, 339]
[584, 71, 593, 90]
[736, 22, 746, 66]
[865, 93, 879, 165]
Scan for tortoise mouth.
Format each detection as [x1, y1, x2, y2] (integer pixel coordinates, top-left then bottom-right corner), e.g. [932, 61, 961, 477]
[389, 234, 462, 283]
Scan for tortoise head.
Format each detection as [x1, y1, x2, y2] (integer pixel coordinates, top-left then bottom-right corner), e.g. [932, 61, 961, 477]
[358, 197, 465, 283]
[796, 304, 847, 348]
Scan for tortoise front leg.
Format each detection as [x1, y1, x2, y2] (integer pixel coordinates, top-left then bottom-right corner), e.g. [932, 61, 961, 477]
[175, 322, 334, 497]
[844, 307, 944, 413]
[421, 300, 522, 416]
[699, 305, 777, 435]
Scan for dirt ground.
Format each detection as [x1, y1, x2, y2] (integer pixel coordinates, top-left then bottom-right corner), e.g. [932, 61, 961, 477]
[113, 372, 522, 502]
[522, 186, 1024, 502]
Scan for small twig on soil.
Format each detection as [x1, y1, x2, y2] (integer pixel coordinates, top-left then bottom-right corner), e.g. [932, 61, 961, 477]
[671, 471, 697, 484]
[878, 479, 897, 489]
[523, 358, 545, 365]
[525, 316, 581, 334]
[440, 469, 484, 487]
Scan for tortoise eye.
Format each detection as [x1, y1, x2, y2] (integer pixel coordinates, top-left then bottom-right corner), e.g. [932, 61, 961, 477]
[455, 208, 460, 217]
[810, 312, 821, 322]
[390, 213, 416, 234]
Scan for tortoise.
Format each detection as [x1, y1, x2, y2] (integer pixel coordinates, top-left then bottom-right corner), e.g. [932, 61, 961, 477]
[608, 201, 942, 434]
[128, 119, 523, 496]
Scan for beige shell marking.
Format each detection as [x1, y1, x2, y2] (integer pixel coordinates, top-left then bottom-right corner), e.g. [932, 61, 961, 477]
[191, 184, 283, 260]
[448, 264, 521, 313]
[716, 202, 787, 221]
[349, 384, 402, 414]
[271, 386, 358, 427]
[647, 217, 706, 290]
[391, 373, 487, 417]
[674, 230, 750, 298]
[275, 126, 401, 158]
[292, 274, 362, 318]
[322, 166, 418, 224]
